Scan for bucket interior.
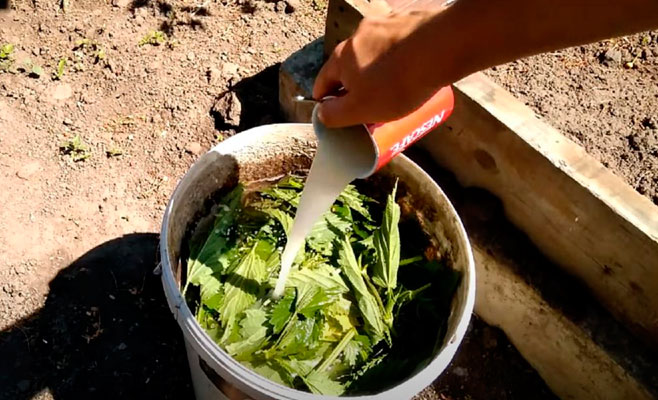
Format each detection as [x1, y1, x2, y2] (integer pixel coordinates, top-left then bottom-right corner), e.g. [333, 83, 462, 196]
[162, 124, 474, 398]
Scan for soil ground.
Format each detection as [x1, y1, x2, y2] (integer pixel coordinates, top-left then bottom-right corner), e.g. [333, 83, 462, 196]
[0, 0, 656, 399]
[486, 32, 658, 205]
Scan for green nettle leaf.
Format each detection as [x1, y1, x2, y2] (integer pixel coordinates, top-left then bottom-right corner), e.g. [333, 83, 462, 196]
[277, 357, 320, 379]
[263, 187, 301, 207]
[219, 315, 241, 345]
[343, 342, 359, 366]
[226, 327, 268, 360]
[248, 361, 291, 386]
[240, 308, 268, 337]
[285, 263, 349, 293]
[303, 370, 345, 396]
[321, 297, 356, 341]
[262, 208, 294, 235]
[296, 285, 338, 319]
[270, 288, 296, 334]
[338, 236, 386, 339]
[394, 283, 431, 314]
[372, 183, 401, 292]
[316, 329, 355, 372]
[277, 318, 317, 357]
[185, 186, 243, 294]
[219, 241, 269, 326]
[333, 203, 353, 222]
[199, 273, 224, 309]
[338, 184, 373, 221]
[226, 308, 269, 360]
[307, 213, 351, 255]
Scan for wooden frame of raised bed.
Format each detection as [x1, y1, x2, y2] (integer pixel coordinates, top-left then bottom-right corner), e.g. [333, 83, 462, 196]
[278, 0, 658, 399]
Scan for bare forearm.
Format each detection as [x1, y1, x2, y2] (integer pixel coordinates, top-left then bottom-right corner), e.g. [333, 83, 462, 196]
[432, 0, 658, 85]
[313, 0, 658, 127]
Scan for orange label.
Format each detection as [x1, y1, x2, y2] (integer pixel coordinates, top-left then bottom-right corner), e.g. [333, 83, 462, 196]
[366, 86, 454, 171]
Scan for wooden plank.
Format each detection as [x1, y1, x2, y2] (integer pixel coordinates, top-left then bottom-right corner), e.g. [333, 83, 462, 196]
[472, 243, 653, 400]
[420, 72, 658, 346]
[323, 0, 390, 57]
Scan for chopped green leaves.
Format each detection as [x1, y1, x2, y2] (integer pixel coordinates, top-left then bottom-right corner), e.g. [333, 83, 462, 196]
[184, 176, 458, 395]
[219, 241, 269, 326]
[184, 186, 243, 294]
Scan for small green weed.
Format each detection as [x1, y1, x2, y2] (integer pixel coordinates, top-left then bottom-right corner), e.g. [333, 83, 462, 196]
[74, 39, 106, 63]
[0, 44, 14, 59]
[139, 31, 167, 47]
[15, 58, 44, 78]
[60, 135, 92, 162]
[0, 43, 15, 72]
[30, 64, 44, 78]
[53, 58, 67, 80]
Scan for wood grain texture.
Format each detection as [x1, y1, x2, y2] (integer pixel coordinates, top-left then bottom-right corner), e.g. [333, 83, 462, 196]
[420, 72, 658, 346]
[473, 243, 653, 400]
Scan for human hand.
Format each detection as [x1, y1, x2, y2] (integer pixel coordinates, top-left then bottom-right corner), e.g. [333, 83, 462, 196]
[313, 10, 455, 128]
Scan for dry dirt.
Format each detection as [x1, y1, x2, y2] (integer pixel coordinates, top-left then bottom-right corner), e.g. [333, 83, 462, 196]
[486, 31, 658, 205]
[0, 0, 323, 397]
[0, 0, 656, 399]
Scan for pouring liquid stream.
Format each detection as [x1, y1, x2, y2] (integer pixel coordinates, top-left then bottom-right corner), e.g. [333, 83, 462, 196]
[272, 108, 376, 299]
[272, 90, 454, 298]
[272, 145, 357, 298]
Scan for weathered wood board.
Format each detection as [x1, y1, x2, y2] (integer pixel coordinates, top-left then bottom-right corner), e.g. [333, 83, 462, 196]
[472, 243, 653, 400]
[422, 73, 658, 347]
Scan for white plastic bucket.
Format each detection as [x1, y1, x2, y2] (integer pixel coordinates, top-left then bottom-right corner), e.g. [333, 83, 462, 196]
[159, 123, 475, 400]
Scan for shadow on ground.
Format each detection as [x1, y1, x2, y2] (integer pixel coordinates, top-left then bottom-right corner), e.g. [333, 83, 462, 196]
[212, 64, 283, 133]
[0, 233, 193, 400]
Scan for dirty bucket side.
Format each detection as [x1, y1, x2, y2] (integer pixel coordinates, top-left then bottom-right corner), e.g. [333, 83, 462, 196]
[160, 123, 475, 400]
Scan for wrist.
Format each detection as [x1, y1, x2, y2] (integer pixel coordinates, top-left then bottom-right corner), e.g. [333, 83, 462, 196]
[407, 7, 477, 89]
